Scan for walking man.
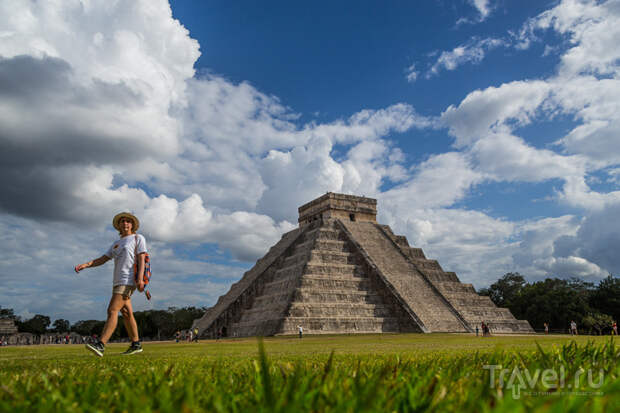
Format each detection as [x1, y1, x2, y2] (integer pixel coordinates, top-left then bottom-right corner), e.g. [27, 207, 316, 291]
[297, 325, 303, 339]
[75, 212, 147, 356]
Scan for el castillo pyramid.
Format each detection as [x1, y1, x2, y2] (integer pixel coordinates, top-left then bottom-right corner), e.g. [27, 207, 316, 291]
[193, 193, 533, 337]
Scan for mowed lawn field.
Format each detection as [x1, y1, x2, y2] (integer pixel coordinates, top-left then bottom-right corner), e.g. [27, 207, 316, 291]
[1, 334, 618, 412]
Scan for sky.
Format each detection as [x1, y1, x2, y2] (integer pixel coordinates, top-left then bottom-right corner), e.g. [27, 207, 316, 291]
[1, 0, 620, 323]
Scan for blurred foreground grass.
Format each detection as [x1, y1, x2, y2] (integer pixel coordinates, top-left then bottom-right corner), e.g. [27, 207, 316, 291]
[0, 334, 618, 412]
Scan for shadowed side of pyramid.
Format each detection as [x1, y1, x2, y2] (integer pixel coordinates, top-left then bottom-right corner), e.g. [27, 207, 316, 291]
[193, 193, 533, 337]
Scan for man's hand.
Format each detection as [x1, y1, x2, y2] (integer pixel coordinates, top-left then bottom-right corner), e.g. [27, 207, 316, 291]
[74, 263, 87, 273]
[137, 280, 145, 292]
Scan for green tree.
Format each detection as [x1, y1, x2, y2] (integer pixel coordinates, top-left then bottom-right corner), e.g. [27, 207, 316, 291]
[18, 314, 51, 334]
[482, 273, 526, 308]
[151, 310, 174, 340]
[484, 276, 599, 331]
[582, 312, 614, 335]
[514, 278, 594, 330]
[130, 307, 207, 340]
[0, 307, 17, 320]
[170, 306, 206, 331]
[52, 319, 71, 333]
[480, 273, 617, 332]
[71, 320, 105, 336]
[589, 275, 620, 322]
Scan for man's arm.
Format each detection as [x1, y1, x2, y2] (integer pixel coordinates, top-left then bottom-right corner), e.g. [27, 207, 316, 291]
[136, 252, 146, 292]
[74, 255, 110, 273]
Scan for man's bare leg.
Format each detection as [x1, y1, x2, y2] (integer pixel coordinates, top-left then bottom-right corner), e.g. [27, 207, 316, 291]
[120, 298, 139, 342]
[121, 313, 131, 340]
[100, 294, 125, 344]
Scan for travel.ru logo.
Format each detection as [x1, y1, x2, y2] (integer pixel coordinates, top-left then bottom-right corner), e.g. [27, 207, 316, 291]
[483, 364, 604, 399]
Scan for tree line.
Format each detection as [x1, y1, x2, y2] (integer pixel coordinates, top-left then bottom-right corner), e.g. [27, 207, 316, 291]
[478, 274, 619, 334]
[0, 306, 206, 340]
[3, 274, 618, 337]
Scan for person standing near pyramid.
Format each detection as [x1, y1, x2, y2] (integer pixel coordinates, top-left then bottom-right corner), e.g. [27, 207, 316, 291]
[74, 212, 147, 356]
[298, 325, 303, 339]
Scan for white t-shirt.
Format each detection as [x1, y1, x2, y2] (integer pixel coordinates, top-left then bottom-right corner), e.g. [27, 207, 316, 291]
[105, 234, 148, 286]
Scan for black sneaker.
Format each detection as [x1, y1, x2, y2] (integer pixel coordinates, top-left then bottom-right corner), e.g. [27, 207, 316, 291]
[122, 342, 143, 355]
[85, 341, 105, 357]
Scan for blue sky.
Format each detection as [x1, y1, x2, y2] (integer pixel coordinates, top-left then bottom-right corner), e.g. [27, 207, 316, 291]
[1, 0, 619, 323]
[172, 1, 548, 120]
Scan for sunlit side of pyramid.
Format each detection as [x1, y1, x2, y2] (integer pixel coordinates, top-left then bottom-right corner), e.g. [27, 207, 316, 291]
[193, 193, 533, 337]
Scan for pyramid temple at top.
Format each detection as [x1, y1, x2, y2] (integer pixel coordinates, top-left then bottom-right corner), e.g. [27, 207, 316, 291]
[193, 193, 533, 337]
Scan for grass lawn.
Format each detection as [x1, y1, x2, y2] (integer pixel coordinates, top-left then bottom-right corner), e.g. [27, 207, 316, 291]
[1, 333, 618, 412]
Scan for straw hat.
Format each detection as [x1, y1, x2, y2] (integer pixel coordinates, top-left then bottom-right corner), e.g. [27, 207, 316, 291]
[112, 212, 140, 231]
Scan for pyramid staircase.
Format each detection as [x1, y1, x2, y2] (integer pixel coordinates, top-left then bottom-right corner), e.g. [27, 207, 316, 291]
[378, 226, 533, 333]
[222, 219, 420, 337]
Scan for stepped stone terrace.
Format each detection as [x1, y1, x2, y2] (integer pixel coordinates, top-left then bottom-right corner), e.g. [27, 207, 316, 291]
[193, 193, 533, 337]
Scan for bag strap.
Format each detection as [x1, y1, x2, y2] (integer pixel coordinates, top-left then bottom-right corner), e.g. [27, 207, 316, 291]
[134, 235, 141, 281]
[134, 234, 139, 277]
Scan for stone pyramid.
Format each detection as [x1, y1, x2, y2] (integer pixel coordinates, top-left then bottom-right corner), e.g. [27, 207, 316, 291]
[0, 318, 18, 335]
[193, 193, 533, 337]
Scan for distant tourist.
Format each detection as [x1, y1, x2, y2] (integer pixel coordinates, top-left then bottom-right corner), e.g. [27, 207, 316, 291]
[175, 330, 181, 343]
[612, 321, 617, 335]
[475, 325, 479, 336]
[75, 212, 147, 357]
[544, 322, 549, 335]
[570, 320, 578, 335]
[481, 321, 491, 337]
[193, 327, 199, 343]
[298, 325, 303, 339]
[188, 329, 193, 343]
